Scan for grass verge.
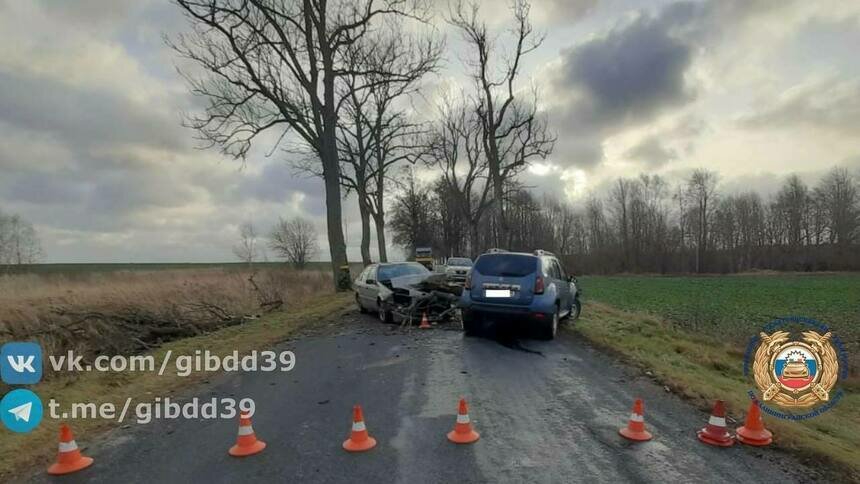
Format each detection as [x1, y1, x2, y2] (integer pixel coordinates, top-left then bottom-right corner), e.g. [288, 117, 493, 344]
[571, 302, 859, 479]
[0, 292, 353, 480]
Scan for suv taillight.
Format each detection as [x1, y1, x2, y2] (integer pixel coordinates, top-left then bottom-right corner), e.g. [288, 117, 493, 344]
[465, 272, 471, 290]
[534, 275, 544, 294]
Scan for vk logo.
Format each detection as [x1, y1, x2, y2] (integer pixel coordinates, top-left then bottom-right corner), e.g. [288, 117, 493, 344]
[1, 342, 42, 384]
[0, 389, 43, 433]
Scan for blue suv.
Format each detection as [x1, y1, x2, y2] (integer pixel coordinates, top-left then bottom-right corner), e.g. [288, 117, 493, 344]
[460, 250, 580, 339]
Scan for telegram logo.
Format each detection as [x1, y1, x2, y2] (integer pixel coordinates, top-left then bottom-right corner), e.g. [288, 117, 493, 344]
[1, 389, 44, 433]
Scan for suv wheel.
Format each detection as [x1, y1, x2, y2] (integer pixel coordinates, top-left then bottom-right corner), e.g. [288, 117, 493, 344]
[356, 294, 367, 313]
[541, 306, 559, 340]
[568, 297, 581, 321]
[378, 299, 393, 324]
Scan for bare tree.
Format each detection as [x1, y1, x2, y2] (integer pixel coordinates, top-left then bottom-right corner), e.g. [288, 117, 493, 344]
[448, 0, 555, 247]
[337, 26, 442, 264]
[685, 169, 719, 273]
[232, 222, 260, 268]
[609, 178, 635, 271]
[427, 97, 493, 257]
[169, 0, 432, 289]
[389, 171, 437, 257]
[0, 211, 43, 266]
[774, 175, 809, 248]
[816, 167, 859, 246]
[270, 217, 319, 268]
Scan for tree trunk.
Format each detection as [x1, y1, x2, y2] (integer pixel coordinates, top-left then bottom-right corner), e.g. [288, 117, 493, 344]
[358, 192, 372, 266]
[373, 212, 388, 262]
[470, 223, 481, 259]
[491, 171, 507, 248]
[321, 117, 349, 290]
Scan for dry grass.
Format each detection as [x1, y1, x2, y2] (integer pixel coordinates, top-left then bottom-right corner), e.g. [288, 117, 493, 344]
[0, 267, 332, 382]
[0, 292, 353, 479]
[0, 267, 330, 305]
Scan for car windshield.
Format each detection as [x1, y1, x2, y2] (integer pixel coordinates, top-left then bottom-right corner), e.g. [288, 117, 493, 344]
[474, 254, 537, 277]
[447, 258, 472, 267]
[377, 263, 429, 281]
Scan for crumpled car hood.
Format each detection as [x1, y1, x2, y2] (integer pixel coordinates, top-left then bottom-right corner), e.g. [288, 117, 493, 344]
[388, 273, 440, 290]
[386, 273, 462, 297]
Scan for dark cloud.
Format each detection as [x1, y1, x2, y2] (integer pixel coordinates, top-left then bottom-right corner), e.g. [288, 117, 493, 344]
[625, 136, 678, 167]
[552, 3, 698, 129]
[0, 71, 184, 154]
[546, 2, 702, 170]
[232, 161, 327, 217]
[557, 13, 693, 127]
[4, 173, 87, 205]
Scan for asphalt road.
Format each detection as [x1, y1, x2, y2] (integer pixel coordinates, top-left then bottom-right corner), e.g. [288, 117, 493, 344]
[34, 309, 825, 483]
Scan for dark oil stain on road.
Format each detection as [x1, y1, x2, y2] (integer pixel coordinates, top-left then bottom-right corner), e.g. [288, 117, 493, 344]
[482, 320, 545, 356]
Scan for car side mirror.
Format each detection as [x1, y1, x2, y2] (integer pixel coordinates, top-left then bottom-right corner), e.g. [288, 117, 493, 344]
[366, 278, 376, 285]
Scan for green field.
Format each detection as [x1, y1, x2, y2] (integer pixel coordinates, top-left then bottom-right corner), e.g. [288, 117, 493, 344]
[579, 273, 860, 349]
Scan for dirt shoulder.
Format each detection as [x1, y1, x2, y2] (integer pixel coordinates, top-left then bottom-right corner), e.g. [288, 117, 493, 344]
[0, 293, 353, 480]
[570, 302, 859, 481]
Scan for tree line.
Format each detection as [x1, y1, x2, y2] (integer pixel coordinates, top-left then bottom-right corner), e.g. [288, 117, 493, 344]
[389, 166, 860, 274]
[171, 0, 858, 283]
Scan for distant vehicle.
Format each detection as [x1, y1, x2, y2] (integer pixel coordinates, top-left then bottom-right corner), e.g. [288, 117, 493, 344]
[414, 246, 434, 270]
[443, 257, 473, 284]
[459, 250, 580, 340]
[354, 262, 430, 323]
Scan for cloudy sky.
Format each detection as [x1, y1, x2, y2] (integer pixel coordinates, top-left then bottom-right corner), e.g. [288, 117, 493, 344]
[1, 0, 859, 263]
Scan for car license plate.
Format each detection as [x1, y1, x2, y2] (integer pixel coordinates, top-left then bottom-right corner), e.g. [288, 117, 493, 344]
[485, 289, 511, 298]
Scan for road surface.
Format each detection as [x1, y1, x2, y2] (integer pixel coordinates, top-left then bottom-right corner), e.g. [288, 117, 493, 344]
[34, 308, 826, 483]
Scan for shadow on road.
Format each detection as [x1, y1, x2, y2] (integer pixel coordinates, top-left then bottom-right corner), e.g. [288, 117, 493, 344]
[471, 319, 545, 356]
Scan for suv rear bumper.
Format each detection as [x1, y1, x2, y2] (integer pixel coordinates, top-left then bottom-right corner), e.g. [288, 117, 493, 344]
[460, 301, 553, 324]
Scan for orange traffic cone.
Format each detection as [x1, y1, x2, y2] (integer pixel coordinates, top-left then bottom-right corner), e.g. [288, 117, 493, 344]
[47, 424, 94, 476]
[736, 400, 772, 446]
[619, 398, 652, 441]
[447, 398, 480, 444]
[697, 400, 734, 447]
[228, 412, 266, 457]
[343, 405, 377, 452]
[418, 312, 431, 329]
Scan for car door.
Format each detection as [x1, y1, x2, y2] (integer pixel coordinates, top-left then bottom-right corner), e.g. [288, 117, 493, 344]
[359, 265, 377, 308]
[355, 266, 369, 305]
[553, 258, 572, 311]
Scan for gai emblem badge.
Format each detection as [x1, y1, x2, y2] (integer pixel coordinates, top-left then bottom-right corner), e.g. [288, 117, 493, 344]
[745, 317, 848, 419]
[753, 330, 838, 407]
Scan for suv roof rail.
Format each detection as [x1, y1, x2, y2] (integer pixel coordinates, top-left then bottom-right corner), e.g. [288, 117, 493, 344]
[485, 248, 507, 253]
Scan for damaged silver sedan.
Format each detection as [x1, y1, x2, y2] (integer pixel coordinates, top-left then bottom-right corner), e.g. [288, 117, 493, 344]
[354, 262, 463, 325]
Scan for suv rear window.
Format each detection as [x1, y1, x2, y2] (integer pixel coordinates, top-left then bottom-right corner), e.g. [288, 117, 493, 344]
[474, 254, 537, 277]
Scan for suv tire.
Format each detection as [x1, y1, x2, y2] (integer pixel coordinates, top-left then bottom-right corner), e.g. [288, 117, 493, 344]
[569, 297, 581, 320]
[356, 294, 367, 314]
[541, 306, 559, 340]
